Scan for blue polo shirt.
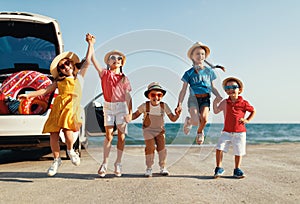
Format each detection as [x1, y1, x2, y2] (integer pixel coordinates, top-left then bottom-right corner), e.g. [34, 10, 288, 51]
[181, 66, 217, 95]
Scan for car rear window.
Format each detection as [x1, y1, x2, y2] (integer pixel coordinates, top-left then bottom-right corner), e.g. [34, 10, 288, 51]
[0, 21, 59, 74]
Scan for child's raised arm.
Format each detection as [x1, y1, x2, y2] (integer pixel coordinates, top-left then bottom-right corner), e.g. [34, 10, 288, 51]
[78, 33, 94, 78]
[18, 82, 57, 99]
[84, 34, 104, 76]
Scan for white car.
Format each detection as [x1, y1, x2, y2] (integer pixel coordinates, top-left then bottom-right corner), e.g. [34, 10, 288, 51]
[0, 12, 86, 153]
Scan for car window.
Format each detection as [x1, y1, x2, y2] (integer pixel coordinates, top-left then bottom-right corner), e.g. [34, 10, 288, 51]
[0, 36, 56, 71]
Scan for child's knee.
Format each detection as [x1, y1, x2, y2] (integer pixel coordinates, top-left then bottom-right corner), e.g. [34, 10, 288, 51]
[145, 146, 155, 155]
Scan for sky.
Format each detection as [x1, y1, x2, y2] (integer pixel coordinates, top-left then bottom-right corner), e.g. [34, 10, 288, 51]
[1, 0, 300, 123]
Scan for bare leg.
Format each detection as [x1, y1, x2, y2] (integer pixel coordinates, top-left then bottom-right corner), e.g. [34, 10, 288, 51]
[103, 126, 114, 164]
[216, 149, 223, 167]
[235, 155, 242, 169]
[197, 106, 209, 134]
[115, 124, 126, 164]
[50, 132, 60, 159]
[63, 129, 74, 151]
[188, 106, 199, 126]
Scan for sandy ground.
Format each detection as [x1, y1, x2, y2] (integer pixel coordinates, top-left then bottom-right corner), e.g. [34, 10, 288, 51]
[0, 143, 299, 204]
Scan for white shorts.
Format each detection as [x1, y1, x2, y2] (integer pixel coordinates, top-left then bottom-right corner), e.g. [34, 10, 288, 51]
[216, 131, 246, 156]
[103, 101, 128, 126]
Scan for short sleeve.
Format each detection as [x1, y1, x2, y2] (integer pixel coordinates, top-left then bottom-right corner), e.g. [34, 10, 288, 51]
[124, 76, 132, 92]
[244, 100, 255, 112]
[137, 103, 146, 114]
[210, 69, 217, 81]
[181, 71, 190, 83]
[100, 69, 108, 78]
[219, 100, 226, 111]
[163, 103, 172, 115]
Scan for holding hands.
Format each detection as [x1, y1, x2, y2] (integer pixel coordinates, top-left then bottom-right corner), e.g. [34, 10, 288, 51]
[175, 104, 182, 115]
[86, 33, 95, 44]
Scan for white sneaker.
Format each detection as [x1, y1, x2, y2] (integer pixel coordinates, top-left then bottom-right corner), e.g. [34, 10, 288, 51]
[114, 163, 122, 177]
[47, 158, 62, 177]
[183, 117, 192, 135]
[160, 167, 169, 176]
[145, 168, 152, 177]
[67, 150, 80, 166]
[98, 163, 107, 178]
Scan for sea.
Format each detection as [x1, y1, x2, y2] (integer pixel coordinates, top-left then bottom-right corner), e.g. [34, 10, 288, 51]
[87, 123, 300, 146]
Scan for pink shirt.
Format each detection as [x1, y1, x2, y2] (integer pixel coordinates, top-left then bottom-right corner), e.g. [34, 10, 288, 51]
[219, 96, 254, 132]
[100, 70, 131, 102]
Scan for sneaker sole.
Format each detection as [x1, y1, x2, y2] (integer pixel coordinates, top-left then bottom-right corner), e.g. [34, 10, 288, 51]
[214, 170, 225, 179]
[183, 117, 192, 135]
[234, 175, 245, 179]
[98, 173, 106, 178]
[47, 162, 61, 177]
[115, 172, 122, 177]
[160, 172, 169, 176]
[214, 173, 224, 179]
[47, 172, 56, 177]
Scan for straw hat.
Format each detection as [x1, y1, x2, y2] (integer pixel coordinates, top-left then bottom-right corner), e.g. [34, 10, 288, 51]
[50, 52, 80, 78]
[144, 82, 166, 98]
[187, 42, 210, 60]
[222, 77, 244, 93]
[104, 50, 126, 66]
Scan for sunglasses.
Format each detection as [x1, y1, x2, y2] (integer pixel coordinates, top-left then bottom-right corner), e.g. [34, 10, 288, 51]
[150, 93, 163, 98]
[109, 55, 123, 61]
[224, 85, 239, 91]
[58, 60, 72, 70]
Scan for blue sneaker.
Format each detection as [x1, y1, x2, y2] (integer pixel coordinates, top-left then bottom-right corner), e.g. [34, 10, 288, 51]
[214, 167, 225, 178]
[233, 168, 245, 178]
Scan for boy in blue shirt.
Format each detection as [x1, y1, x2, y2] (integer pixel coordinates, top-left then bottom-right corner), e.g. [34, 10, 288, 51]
[176, 42, 222, 144]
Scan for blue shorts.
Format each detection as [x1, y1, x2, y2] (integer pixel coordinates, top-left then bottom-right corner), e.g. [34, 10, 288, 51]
[187, 95, 210, 111]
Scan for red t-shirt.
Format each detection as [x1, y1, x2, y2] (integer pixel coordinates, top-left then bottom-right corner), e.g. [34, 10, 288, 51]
[219, 96, 254, 132]
[100, 70, 131, 102]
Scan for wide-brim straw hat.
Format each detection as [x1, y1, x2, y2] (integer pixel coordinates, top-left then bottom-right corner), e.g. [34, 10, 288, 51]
[222, 77, 244, 93]
[144, 82, 167, 98]
[104, 50, 126, 66]
[50, 51, 80, 78]
[187, 42, 210, 60]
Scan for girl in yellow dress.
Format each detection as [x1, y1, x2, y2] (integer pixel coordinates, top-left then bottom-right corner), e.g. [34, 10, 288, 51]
[18, 34, 94, 176]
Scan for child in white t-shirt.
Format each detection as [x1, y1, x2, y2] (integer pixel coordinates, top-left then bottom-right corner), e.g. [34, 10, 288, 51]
[132, 82, 181, 177]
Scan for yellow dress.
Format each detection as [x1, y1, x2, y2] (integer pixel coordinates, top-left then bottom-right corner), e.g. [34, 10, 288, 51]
[43, 77, 82, 133]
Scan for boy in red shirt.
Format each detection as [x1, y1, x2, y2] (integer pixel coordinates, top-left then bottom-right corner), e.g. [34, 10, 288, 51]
[213, 77, 256, 178]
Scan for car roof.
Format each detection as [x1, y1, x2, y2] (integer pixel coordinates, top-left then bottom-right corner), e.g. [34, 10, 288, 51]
[0, 12, 57, 24]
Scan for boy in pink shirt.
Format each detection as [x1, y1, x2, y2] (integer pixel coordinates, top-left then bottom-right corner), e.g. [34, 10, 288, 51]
[213, 77, 256, 178]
